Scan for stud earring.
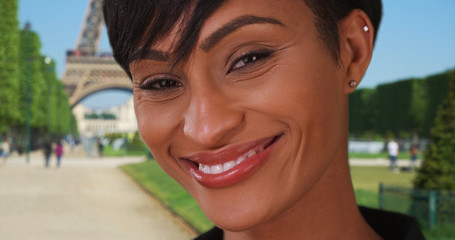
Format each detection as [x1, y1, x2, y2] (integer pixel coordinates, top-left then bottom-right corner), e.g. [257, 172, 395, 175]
[363, 25, 369, 32]
[349, 80, 357, 88]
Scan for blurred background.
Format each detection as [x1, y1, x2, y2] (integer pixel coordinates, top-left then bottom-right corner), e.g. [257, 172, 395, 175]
[0, 0, 454, 239]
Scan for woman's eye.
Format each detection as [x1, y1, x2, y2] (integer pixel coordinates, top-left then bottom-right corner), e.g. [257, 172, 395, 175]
[229, 51, 272, 73]
[139, 78, 182, 91]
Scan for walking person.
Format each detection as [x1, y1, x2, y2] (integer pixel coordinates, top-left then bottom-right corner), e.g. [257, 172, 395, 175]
[97, 138, 104, 158]
[0, 139, 3, 165]
[409, 144, 419, 169]
[387, 139, 399, 172]
[55, 141, 64, 168]
[1, 139, 10, 165]
[43, 140, 52, 168]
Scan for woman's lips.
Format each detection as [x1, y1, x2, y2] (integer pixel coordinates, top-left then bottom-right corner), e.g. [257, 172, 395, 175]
[181, 135, 281, 188]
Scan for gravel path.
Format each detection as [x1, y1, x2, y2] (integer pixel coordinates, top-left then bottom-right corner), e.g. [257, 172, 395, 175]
[0, 150, 197, 240]
[349, 158, 421, 167]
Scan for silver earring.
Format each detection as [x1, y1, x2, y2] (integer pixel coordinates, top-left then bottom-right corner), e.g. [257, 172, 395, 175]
[349, 80, 357, 87]
[363, 25, 369, 32]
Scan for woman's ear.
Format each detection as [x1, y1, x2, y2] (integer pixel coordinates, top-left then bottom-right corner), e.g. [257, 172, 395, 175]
[338, 9, 374, 94]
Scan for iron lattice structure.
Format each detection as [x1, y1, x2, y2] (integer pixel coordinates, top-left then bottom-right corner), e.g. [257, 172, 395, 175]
[76, 0, 104, 55]
[61, 0, 131, 107]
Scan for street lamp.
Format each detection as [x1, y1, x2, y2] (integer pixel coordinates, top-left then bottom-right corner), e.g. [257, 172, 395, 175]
[44, 57, 51, 65]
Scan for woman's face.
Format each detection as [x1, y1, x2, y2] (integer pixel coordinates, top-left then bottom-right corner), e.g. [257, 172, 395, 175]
[131, 0, 349, 230]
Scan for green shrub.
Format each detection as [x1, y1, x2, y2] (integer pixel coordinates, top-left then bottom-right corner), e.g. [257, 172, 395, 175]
[128, 131, 146, 151]
[414, 71, 455, 190]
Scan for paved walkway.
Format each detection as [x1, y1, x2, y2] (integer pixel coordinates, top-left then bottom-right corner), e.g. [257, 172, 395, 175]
[0, 148, 197, 240]
[349, 158, 421, 167]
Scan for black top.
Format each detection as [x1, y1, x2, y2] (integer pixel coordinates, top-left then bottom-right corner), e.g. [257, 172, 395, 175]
[194, 207, 425, 240]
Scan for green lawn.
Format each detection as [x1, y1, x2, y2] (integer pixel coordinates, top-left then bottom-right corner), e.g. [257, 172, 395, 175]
[350, 166, 416, 192]
[121, 160, 213, 233]
[351, 166, 416, 209]
[354, 189, 378, 208]
[351, 166, 455, 239]
[104, 145, 148, 157]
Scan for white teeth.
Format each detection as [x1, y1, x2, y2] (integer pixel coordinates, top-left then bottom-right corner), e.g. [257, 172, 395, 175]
[211, 165, 223, 174]
[246, 150, 256, 158]
[202, 164, 210, 173]
[223, 161, 235, 172]
[197, 144, 267, 174]
[235, 155, 246, 165]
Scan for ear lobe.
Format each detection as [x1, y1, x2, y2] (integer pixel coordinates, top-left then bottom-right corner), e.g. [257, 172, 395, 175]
[338, 10, 374, 94]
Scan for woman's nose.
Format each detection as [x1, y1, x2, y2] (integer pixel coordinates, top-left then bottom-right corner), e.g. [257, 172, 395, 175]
[183, 87, 244, 148]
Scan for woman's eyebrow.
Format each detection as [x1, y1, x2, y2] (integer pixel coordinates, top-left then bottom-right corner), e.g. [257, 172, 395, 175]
[131, 49, 170, 62]
[199, 15, 284, 52]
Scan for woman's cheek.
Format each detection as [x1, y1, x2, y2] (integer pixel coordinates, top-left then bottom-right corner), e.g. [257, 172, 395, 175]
[135, 101, 193, 191]
[135, 102, 169, 149]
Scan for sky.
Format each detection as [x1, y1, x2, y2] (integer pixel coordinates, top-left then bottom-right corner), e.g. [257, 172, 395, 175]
[18, 0, 455, 109]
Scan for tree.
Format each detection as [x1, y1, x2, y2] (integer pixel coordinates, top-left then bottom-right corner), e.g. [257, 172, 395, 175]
[348, 71, 451, 138]
[349, 88, 377, 137]
[0, 3, 78, 144]
[0, 0, 20, 134]
[422, 71, 452, 136]
[414, 71, 455, 190]
[376, 79, 427, 138]
[15, 26, 78, 143]
[17, 28, 46, 127]
[40, 56, 57, 135]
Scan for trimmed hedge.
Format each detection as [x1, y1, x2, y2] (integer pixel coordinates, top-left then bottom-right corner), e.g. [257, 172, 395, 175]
[349, 70, 453, 138]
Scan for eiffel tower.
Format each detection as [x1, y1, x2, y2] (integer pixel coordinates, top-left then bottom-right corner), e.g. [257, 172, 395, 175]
[61, 0, 131, 107]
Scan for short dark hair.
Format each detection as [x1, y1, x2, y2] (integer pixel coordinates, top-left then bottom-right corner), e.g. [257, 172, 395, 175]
[304, 0, 382, 63]
[103, 0, 382, 78]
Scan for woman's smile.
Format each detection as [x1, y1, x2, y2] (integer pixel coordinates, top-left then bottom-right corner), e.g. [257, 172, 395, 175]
[181, 134, 282, 188]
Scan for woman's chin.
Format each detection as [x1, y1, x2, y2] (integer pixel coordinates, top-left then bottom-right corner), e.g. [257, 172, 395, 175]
[200, 201, 275, 233]
[209, 213, 263, 232]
